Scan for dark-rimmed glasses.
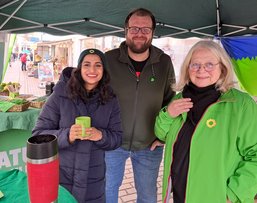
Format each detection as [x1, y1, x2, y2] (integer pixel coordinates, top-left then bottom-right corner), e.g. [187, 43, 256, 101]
[189, 62, 220, 72]
[126, 27, 152, 34]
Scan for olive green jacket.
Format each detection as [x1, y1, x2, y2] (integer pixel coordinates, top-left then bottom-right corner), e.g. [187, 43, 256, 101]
[106, 42, 175, 150]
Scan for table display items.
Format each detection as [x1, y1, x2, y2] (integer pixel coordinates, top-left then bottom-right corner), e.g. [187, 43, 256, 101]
[0, 97, 30, 112]
[45, 81, 55, 96]
[26, 134, 59, 203]
[30, 95, 48, 108]
[0, 82, 20, 97]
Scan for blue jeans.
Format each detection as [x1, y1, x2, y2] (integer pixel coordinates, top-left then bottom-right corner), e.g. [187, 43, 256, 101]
[105, 146, 163, 203]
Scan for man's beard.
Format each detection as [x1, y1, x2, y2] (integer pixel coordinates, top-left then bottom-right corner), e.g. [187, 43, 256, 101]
[126, 37, 152, 54]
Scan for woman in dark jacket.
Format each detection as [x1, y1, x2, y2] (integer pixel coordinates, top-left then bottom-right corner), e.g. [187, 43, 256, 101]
[32, 49, 123, 203]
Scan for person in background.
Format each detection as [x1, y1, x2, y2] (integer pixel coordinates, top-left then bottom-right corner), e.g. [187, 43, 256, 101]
[32, 49, 123, 203]
[155, 40, 257, 203]
[105, 8, 176, 203]
[29, 52, 33, 61]
[20, 53, 27, 71]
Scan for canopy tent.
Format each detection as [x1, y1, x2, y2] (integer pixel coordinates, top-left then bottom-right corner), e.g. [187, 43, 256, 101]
[0, 0, 257, 96]
[1, 0, 257, 38]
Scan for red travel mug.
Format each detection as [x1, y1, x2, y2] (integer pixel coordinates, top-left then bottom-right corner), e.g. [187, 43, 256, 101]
[27, 134, 59, 203]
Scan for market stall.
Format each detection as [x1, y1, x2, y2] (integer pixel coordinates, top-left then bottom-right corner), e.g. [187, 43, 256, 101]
[0, 108, 41, 172]
[0, 82, 47, 172]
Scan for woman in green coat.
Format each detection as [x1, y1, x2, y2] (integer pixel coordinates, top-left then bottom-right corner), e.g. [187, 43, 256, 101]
[155, 40, 257, 203]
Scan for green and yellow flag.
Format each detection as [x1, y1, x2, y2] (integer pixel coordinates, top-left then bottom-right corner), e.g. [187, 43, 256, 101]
[221, 36, 257, 96]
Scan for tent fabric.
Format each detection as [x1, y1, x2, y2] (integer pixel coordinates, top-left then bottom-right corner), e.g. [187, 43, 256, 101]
[1, 1, 257, 96]
[1, 0, 257, 38]
[221, 36, 257, 96]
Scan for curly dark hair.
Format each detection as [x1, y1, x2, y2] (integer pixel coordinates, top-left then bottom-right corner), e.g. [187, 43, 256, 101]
[67, 64, 115, 104]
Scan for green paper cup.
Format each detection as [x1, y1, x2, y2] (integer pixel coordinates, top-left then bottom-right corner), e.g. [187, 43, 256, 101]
[75, 116, 91, 137]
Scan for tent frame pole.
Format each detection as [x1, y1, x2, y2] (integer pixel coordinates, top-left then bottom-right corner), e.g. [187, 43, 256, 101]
[0, 0, 27, 30]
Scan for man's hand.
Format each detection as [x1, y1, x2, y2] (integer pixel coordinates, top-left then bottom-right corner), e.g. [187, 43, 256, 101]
[150, 139, 165, 151]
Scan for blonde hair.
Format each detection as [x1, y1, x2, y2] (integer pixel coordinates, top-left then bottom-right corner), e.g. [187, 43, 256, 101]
[175, 40, 234, 92]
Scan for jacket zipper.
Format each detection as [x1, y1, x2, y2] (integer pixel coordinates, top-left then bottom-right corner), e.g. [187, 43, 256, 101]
[127, 63, 154, 150]
[167, 96, 231, 201]
[128, 65, 139, 150]
[167, 120, 185, 202]
[181, 100, 223, 202]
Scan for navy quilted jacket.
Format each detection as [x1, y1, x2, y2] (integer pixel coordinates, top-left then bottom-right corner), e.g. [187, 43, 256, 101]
[32, 68, 123, 203]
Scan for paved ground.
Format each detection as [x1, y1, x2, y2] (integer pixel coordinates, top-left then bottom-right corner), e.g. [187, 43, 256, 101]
[3, 61, 45, 96]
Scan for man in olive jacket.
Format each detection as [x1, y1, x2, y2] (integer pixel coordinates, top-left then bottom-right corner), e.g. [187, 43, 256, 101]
[105, 8, 176, 203]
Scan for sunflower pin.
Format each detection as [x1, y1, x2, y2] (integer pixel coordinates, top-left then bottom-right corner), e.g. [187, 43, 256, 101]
[206, 119, 216, 128]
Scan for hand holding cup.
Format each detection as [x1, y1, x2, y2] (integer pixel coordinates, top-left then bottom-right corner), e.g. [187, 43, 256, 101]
[82, 127, 103, 141]
[69, 116, 102, 142]
[69, 116, 91, 143]
[75, 116, 91, 137]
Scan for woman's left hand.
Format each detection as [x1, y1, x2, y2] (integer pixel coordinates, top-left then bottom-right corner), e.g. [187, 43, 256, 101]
[81, 127, 103, 141]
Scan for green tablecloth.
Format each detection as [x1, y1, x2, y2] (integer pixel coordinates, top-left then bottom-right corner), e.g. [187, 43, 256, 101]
[0, 108, 41, 132]
[0, 108, 41, 171]
[0, 169, 77, 202]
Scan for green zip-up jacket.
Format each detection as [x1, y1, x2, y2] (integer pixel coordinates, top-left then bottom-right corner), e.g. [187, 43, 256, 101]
[155, 88, 257, 203]
[105, 41, 175, 151]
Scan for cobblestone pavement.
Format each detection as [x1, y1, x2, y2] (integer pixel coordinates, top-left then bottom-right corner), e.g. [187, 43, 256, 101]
[118, 158, 172, 203]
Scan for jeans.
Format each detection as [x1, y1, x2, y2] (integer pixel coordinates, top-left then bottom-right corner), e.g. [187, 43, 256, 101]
[105, 146, 163, 203]
[21, 62, 26, 71]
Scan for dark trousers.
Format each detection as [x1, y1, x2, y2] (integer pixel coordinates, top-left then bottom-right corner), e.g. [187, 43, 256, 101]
[21, 62, 26, 71]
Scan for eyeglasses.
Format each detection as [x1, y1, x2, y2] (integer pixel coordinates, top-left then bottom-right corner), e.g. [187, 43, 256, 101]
[126, 27, 152, 34]
[189, 62, 220, 72]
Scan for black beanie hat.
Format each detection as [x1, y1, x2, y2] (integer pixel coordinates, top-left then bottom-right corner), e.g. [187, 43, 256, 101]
[77, 48, 106, 68]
